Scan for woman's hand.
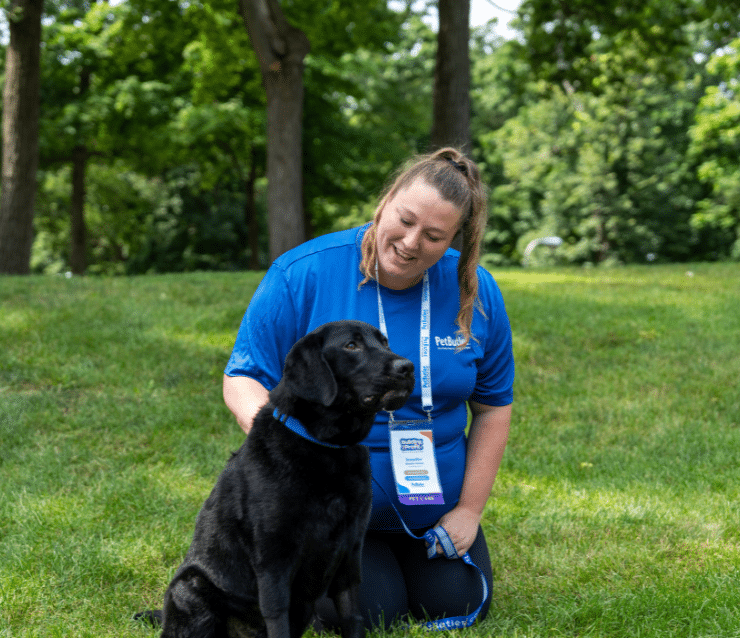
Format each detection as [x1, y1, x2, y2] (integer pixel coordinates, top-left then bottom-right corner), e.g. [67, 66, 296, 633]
[432, 506, 481, 557]
[430, 402, 512, 558]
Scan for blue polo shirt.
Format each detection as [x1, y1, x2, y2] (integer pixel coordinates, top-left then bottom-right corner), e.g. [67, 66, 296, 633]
[225, 225, 514, 531]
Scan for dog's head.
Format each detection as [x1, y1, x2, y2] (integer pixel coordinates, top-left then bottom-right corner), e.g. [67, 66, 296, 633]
[275, 321, 415, 445]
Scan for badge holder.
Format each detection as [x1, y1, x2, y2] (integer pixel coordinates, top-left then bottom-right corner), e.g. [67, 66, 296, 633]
[387, 411, 444, 506]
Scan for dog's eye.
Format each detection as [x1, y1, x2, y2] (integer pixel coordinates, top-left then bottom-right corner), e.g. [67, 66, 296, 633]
[344, 341, 360, 351]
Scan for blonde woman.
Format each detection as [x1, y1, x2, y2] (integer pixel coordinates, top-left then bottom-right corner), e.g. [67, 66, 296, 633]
[224, 148, 514, 630]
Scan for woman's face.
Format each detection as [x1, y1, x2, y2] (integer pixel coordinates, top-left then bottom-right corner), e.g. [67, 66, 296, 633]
[375, 179, 463, 290]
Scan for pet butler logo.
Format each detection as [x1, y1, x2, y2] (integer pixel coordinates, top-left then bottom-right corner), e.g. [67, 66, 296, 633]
[435, 335, 467, 350]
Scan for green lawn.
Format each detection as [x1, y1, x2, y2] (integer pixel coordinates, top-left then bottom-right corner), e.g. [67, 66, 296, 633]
[1, 264, 738, 637]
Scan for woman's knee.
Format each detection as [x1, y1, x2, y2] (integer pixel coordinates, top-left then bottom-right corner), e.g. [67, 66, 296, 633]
[403, 526, 492, 621]
[358, 533, 409, 629]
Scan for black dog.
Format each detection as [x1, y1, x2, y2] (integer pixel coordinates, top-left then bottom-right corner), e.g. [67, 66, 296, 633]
[156, 321, 414, 638]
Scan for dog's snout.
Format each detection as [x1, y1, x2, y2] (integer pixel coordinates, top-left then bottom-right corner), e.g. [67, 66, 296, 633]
[391, 358, 414, 377]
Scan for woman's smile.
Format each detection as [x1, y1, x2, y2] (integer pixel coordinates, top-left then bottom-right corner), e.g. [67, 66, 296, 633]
[392, 244, 416, 262]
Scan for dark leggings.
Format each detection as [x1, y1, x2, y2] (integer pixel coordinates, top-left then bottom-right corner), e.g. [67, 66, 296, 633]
[315, 525, 493, 631]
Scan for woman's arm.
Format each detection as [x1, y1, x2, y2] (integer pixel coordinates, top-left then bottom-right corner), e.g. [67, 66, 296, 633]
[223, 374, 270, 435]
[434, 401, 512, 556]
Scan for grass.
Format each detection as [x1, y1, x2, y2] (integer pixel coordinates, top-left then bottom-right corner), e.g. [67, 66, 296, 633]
[1, 263, 739, 637]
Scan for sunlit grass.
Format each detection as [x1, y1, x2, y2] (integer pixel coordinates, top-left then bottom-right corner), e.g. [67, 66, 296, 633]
[1, 264, 739, 637]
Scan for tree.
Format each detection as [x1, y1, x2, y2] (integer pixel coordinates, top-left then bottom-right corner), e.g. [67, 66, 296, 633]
[29, 0, 406, 274]
[238, 0, 310, 262]
[38, 0, 242, 273]
[472, 0, 740, 265]
[516, 0, 740, 91]
[0, 0, 43, 274]
[301, 9, 432, 235]
[430, 0, 470, 152]
[689, 38, 740, 260]
[482, 33, 705, 265]
[56, 1, 96, 275]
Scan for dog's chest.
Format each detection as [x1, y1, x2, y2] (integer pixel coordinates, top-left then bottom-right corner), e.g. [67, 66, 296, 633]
[299, 457, 371, 525]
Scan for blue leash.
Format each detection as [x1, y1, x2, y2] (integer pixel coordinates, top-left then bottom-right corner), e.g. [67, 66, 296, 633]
[274, 410, 488, 629]
[372, 477, 490, 631]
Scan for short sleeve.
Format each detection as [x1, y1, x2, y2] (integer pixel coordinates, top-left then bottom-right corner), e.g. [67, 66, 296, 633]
[224, 264, 299, 391]
[470, 270, 515, 406]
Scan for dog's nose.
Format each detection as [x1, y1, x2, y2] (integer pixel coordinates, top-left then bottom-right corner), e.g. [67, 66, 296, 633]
[391, 358, 414, 377]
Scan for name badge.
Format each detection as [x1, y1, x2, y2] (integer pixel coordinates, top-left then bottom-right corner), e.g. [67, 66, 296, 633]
[389, 419, 445, 506]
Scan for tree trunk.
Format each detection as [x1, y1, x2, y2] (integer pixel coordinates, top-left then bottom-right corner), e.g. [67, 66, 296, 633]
[0, 0, 43, 275]
[238, 0, 310, 263]
[430, 0, 471, 153]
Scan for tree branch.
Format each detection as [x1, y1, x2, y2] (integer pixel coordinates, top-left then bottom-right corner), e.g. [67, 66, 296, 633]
[239, 0, 309, 74]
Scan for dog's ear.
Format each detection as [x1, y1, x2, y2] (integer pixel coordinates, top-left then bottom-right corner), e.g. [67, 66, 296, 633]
[282, 332, 338, 406]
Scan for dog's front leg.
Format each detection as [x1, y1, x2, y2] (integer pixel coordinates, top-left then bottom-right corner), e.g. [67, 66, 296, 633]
[332, 585, 365, 638]
[256, 571, 291, 638]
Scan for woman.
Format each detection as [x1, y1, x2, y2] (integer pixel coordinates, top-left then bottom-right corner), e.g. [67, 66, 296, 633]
[223, 147, 514, 630]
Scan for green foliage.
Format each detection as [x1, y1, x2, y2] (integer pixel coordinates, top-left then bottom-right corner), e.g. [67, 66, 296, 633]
[125, 167, 265, 274]
[304, 13, 436, 233]
[515, 0, 738, 89]
[476, 2, 740, 266]
[484, 54, 705, 265]
[689, 39, 740, 259]
[471, 35, 535, 139]
[10, 0, 740, 272]
[26, 0, 420, 272]
[32, 163, 165, 275]
[180, 0, 262, 106]
[32, 162, 263, 275]
[1, 267, 739, 636]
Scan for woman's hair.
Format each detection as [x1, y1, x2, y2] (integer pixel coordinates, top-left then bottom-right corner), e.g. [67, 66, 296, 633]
[359, 147, 489, 347]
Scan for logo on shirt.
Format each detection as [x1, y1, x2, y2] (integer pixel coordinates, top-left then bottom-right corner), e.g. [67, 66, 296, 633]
[434, 335, 468, 350]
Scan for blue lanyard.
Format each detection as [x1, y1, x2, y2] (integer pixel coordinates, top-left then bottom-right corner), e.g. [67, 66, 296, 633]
[375, 266, 433, 418]
[374, 268, 487, 627]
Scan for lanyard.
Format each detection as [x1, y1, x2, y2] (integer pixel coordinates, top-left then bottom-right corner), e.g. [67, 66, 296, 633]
[375, 266, 433, 418]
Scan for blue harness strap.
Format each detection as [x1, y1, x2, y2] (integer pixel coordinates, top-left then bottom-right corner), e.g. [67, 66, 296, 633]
[272, 409, 347, 449]
[371, 477, 490, 630]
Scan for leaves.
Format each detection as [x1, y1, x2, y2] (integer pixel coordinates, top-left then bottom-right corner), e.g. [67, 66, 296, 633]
[689, 39, 740, 257]
[16, 0, 740, 273]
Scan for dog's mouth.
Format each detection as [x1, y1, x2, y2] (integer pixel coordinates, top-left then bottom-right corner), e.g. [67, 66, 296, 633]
[379, 388, 412, 411]
[362, 378, 413, 412]
[362, 389, 411, 412]
[358, 357, 414, 413]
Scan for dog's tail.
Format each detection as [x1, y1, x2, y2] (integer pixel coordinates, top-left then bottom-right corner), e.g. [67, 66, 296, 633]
[133, 609, 163, 628]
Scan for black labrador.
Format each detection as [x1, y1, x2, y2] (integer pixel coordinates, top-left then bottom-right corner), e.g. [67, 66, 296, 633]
[154, 320, 414, 638]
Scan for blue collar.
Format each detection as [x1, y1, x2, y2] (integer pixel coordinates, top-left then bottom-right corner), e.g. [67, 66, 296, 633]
[273, 408, 347, 449]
